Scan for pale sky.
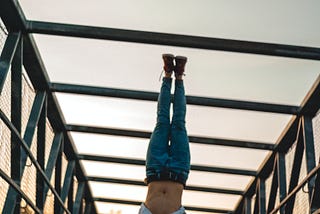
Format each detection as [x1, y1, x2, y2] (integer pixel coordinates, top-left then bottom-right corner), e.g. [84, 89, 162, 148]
[18, 0, 320, 213]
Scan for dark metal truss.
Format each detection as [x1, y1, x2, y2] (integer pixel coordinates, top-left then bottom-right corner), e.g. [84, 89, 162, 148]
[0, 0, 320, 213]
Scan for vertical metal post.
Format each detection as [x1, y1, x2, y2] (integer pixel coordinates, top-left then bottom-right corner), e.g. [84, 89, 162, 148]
[244, 197, 251, 214]
[277, 152, 287, 214]
[285, 119, 304, 213]
[253, 180, 260, 214]
[10, 35, 22, 214]
[302, 116, 316, 201]
[267, 157, 278, 213]
[54, 137, 63, 214]
[311, 168, 320, 212]
[68, 173, 74, 211]
[43, 133, 63, 204]
[84, 201, 92, 214]
[60, 160, 75, 214]
[259, 179, 266, 214]
[36, 96, 47, 211]
[73, 182, 85, 214]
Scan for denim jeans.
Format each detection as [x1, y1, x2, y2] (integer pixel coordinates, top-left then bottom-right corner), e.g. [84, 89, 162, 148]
[146, 78, 190, 185]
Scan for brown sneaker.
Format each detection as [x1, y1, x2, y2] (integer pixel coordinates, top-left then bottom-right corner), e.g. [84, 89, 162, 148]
[174, 56, 187, 76]
[162, 54, 175, 73]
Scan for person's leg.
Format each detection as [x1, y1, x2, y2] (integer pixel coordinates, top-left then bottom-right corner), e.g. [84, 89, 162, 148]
[146, 54, 174, 178]
[168, 56, 190, 185]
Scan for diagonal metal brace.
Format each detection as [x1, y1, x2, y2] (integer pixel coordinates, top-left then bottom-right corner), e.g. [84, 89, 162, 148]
[42, 132, 63, 204]
[60, 160, 75, 214]
[0, 32, 21, 93]
[20, 90, 46, 177]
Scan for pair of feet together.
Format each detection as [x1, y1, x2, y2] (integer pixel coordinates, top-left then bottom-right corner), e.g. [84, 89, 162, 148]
[162, 54, 187, 78]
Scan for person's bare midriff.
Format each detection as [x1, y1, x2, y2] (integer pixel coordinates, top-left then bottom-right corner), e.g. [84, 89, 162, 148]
[144, 181, 184, 214]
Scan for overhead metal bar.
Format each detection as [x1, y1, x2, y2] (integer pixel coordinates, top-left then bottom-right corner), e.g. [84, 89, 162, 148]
[0, 31, 21, 93]
[66, 124, 275, 151]
[87, 176, 243, 195]
[93, 197, 233, 213]
[51, 82, 300, 115]
[26, 20, 320, 60]
[78, 154, 256, 176]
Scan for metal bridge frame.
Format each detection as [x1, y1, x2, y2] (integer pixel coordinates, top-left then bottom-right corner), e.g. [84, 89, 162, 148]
[0, 0, 320, 213]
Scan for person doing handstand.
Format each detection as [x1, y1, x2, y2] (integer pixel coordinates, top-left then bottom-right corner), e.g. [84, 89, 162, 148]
[139, 54, 190, 214]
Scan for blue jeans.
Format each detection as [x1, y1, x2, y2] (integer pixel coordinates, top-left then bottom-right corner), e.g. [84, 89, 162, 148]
[146, 78, 190, 186]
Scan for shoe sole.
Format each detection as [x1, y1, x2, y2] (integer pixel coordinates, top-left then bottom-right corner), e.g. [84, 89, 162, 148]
[175, 56, 188, 61]
[162, 53, 174, 58]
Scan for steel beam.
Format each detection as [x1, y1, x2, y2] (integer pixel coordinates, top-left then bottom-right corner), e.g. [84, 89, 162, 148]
[54, 139, 63, 214]
[10, 35, 22, 214]
[235, 75, 320, 213]
[267, 157, 278, 213]
[244, 197, 251, 214]
[253, 179, 266, 214]
[0, 169, 41, 214]
[36, 95, 47, 211]
[285, 120, 304, 213]
[66, 124, 275, 151]
[60, 161, 76, 207]
[79, 154, 256, 176]
[270, 162, 320, 214]
[277, 153, 287, 214]
[300, 75, 320, 116]
[302, 116, 316, 201]
[4, 91, 46, 213]
[51, 82, 300, 115]
[0, 31, 21, 93]
[43, 133, 63, 203]
[0, 109, 71, 214]
[93, 197, 232, 213]
[0, 1, 98, 213]
[73, 182, 85, 214]
[68, 172, 74, 212]
[311, 168, 320, 213]
[26, 20, 320, 60]
[84, 202, 93, 214]
[88, 176, 243, 195]
[20, 91, 46, 176]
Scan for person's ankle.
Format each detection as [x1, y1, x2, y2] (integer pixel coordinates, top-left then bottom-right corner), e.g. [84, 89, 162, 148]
[164, 72, 173, 78]
[176, 75, 183, 80]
